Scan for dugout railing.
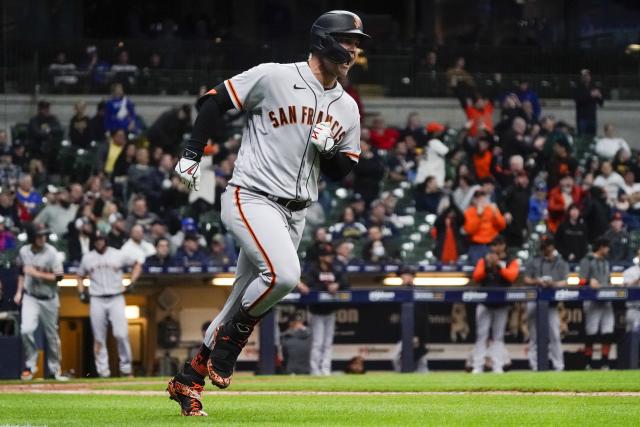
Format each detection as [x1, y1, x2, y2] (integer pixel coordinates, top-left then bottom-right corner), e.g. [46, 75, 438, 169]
[257, 287, 640, 374]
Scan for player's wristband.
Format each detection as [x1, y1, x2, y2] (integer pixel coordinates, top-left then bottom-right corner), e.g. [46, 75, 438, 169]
[182, 143, 203, 162]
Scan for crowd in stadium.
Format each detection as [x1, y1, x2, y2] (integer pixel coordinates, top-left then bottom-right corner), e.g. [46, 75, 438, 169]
[0, 58, 638, 273]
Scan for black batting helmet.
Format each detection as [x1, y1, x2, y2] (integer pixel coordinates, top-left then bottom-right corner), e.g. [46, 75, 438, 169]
[310, 10, 370, 64]
[26, 223, 49, 244]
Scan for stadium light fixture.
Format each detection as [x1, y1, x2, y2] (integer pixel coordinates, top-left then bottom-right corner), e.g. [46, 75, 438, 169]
[383, 275, 469, 286]
[212, 275, 235, 286]
[125, 305, 140, 319]
[58, 277, 131, 287]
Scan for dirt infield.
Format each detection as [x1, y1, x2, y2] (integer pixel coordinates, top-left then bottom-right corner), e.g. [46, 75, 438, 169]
[1, 381, 639, 397]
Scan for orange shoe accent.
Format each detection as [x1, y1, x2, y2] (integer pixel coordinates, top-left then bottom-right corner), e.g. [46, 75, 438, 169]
[207, 358, 232, 389]
[166, 378, 208, 416]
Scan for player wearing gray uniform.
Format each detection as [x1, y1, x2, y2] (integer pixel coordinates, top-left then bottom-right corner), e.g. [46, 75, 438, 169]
[524, 238, 569, 371]
[13, 225, 66, 380]
[622, 249, 640, 333]
[77, 234, 142, 377]
[167, 10, 368, 417]
[579, 238, 613, 369]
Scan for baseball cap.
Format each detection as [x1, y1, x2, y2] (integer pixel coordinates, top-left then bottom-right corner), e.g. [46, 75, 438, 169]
[46, 185, 60, 194]
[211, 233, 225, 245]
[38, 100, 51, 109]
[535, 181, 547, 192]
[425, 122, 445, 134]
[473, 189, 487, 198]
[181, 217, 197, 232]
[108, 212, 124, 225]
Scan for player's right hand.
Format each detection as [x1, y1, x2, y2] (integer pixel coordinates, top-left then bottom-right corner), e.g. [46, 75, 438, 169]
[175, 147, 202, 191]
[310, 122, 338, 157]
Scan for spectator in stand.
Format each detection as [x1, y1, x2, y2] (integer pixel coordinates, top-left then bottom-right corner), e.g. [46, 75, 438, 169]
[446, 57, 475, 108]
[67, 216, 96, 263]
[352, 140, 385, 207]
[305, 227, 330, 263]
[464, 95, 494, 137]
[121, 224, 156, 260]
[145, 237, 172, 269]
[583, 186, 612, 244]
[579, 238, 613, 369]
[0, 148, 21, 189]
[15, 174, 42, 222]
[612, 148, 633, 178]
[34, 186, 77, 237]
[334, 240, 356, 267]
[209, 234, 232, 266]
[329, 206, 367, 241]
[419, 50, 440, 96]
[367, 201, 398, 238]
[148, 219, 171, 247]
[496, 154, 525, 189]
[386, 140, 416, 183]
[48, 51, 78, 92]
[0, 214, 16, 250]
[171, 233, 210, 267]
[105, 83, 138, 134]
[469, 135, 494, 181]
[126, 196, 158, 232]
[500, 171, 530, 248]
[369, 116, 399, 151]
[595, 124, 630, 160]
[527, 181, 548, 229]
[547, 140, 577, 188]
[470, 236, 519, 373]
[573, 69, 603, 137]
[302, 243, 349, 376]
[495, 93, 526, 136]
[415, 122, 449, 186]
[141, 52, 169, 94]
[431, 201, 466, 264]
[99, 128, 127, 176]
[399, 112, 422, 141]
[515, 80, 541, 122]
[107, 212, 127, 249]
[127, 147, 156, 198]
[602, 212, 632, 263]
[89, 101, 107, 143]
[415, 176, 445, 214]
[170, 217, 205, 250]
[111, 50, 139, 91]
[147, 105, 192, 155]
[523, 238, 568, 371]
[68, 101, 92, 149]
[623, 171, 640, 213]
[362, 225, 396, 264]
[463, 189, 506, 264]
[555, 204, 588, 263]
[81, 45, 110, 92]
[281, 313, 312, 375]
[500, 117, 529, 168]
[27, 100, 62, 161]
[0, 187, 21, 229]
[593, 160, 625, 205]
[547, 175, 585, 234]
[452, 175, 481, 212]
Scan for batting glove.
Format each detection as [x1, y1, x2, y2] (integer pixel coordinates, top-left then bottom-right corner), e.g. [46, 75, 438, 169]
[310, 122, 339, 158]
[175, 147, 202, 191]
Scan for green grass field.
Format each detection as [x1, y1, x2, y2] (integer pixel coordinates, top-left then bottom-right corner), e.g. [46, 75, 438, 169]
[2, 372, 640, 426]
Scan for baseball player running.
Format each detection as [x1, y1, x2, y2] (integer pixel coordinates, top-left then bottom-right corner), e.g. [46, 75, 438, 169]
[622, 249, 640, 335]
[76, 233, 142, 377]
[13, 224, 67, 380]
[524, 238, 569, 371]
[167, 10, 367, 416]
[579, 237, 613, 369]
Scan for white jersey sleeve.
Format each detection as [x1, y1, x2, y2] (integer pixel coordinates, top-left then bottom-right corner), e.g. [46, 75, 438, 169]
[118, 248, 144, 267]
[224, 63, 275, 112]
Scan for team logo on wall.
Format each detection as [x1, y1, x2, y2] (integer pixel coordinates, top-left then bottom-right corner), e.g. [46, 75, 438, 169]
[353, 16, 362, 29]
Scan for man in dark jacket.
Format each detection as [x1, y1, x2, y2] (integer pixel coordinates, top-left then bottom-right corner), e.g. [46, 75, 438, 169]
[573, 69, 603, 136]
[583, 186, 611, 244]
[27, 100, 62, 162]
[281, 314, 312, 374]
[555, 204, 588, 263]
[147, 105, 192, 155]
[602, 212, 632, 263]
[352, 140, 385, 207]
[303, 243, 350, 376]
[500, 171, 530, 248]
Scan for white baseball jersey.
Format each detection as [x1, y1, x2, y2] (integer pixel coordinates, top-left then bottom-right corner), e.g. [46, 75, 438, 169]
[78, 247, 143, 296]
[17, 243, 63, 299]
[223, 61, 361, 202]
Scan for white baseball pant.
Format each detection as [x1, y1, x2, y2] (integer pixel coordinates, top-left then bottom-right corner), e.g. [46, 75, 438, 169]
[90, 294, 132, 377]
[583, 301, 615, 335]
[472, 304, 509, 372]
[626, 308, 640, 333]
[204, 186, 305, 346]
[310, 312, 336, 375]
[527, 301, 564, 371]
[20, 294, 62, 376]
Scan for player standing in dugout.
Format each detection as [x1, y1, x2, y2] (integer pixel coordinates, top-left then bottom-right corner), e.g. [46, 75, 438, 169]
[167, 10, 368, 416]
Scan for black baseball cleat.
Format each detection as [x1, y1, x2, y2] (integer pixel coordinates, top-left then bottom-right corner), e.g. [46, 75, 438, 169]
[167, 364, 208, 416]
[207, 308, 261, 389]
